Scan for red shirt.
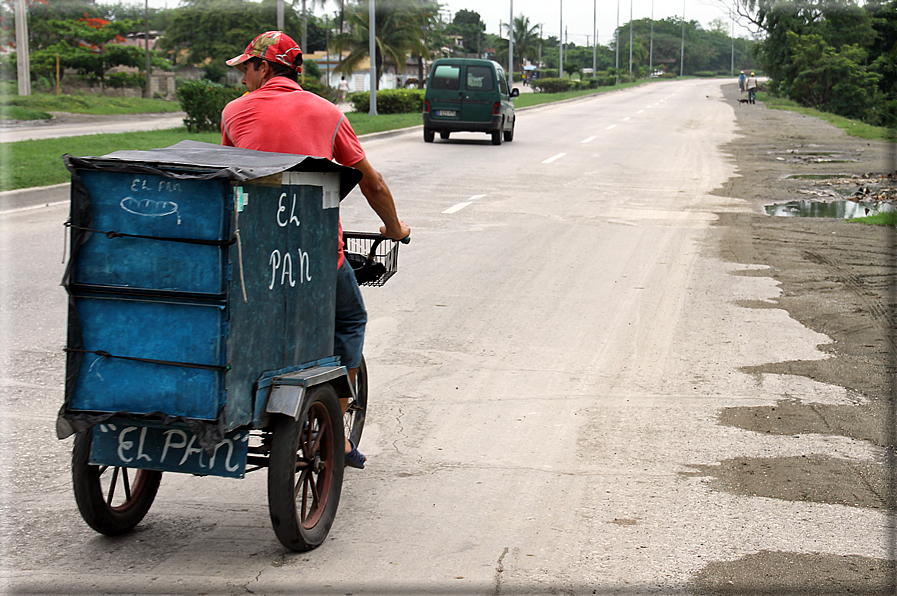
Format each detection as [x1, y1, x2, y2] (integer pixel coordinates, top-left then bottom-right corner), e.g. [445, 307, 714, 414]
[222, 77, 365, 267]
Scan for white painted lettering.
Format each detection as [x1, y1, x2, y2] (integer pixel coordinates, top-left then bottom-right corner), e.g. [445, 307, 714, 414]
[160, 429, 189, 462]
[117, 427, 136, 463]
[269, 250, 281, 290]
[136, 426, 152, 462]
[178, 435, 205, 467]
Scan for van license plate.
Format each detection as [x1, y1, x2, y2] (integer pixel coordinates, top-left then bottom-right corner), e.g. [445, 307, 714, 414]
[437, 110, 457, 117]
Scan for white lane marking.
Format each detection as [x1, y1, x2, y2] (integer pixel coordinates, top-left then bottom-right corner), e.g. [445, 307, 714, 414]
[606, 124, 617, 130]
[622, 117, 631, 121]
[443, 202, 470, 214]
[637, 110, 644, 114]
[582, 136, 597, 143]
[542, 153, 567, 164]
[443, 194, 487, 214]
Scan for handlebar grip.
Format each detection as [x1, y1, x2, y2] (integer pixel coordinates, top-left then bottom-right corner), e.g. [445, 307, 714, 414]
[400, 235, 411, 245]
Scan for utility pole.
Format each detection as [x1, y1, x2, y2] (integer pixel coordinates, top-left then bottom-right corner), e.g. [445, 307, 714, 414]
[730, 3, 735, 76]
[615, 0, 620, 84]
[559, 0, 563, 77]
[680, 0, 686, 77]
[369, 0, 377, 115]
[649, 0, 654, 76]
[277, 0, 283, 29]
[592, 0, 597, 76]
[628, 0, 633, 77]
[509, 0, 513, 83]
[14, 0, 30, 96]
[144, 0, 151, 98]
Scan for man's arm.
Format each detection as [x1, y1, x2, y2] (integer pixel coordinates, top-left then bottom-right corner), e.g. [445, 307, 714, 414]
[352, 157, 411, 241]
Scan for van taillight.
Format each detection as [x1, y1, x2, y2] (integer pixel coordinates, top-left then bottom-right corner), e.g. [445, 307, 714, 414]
[492, 102, 500, 114]
[424, 99, 430, 113]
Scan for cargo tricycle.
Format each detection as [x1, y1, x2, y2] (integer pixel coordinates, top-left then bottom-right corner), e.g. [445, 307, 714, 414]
[56, 141, 401, 551]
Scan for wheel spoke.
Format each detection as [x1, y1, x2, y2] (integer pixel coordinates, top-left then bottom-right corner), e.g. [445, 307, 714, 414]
[121, 468, 132, 502]
[106, 467, 120, 506]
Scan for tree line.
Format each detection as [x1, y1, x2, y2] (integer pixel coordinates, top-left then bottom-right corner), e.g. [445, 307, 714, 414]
[2, 0, 762, 93]
[739, 0, 897, 127]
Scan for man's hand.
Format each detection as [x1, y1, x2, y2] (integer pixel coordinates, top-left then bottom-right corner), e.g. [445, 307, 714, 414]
[381, 221, 411, 242]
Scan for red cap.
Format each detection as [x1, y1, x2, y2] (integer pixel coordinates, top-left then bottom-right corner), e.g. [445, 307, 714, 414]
[226, 31, 303, 72]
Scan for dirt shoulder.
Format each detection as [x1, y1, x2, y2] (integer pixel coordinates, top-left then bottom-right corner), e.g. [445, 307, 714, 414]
[691, 84, 896, 594]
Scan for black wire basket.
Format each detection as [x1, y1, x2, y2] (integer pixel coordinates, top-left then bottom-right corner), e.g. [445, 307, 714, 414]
[343, 231, 400, 287]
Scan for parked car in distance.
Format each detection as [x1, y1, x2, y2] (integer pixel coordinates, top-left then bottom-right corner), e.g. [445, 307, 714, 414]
[422, 58, 519, 145]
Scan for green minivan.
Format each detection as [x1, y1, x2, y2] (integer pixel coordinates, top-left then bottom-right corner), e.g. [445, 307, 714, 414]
[422, 58, 519, 145]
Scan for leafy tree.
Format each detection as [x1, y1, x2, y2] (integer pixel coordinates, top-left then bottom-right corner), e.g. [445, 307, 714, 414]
[29, 16, 151, 87]
[446, 8, 485, 56]
[330, 0, 433, 90]
[160, 0, 303, 81]
[503, 14, 540, 70]
[786, 31, 881, 119]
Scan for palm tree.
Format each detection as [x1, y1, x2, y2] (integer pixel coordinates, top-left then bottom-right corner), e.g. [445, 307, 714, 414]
[503, 15, 541, 71]
[330, 0, 431, 90]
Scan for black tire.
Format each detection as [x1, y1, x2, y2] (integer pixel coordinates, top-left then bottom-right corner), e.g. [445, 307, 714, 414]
[423, 128, 435, 143]
[491, 128, 503, 145]
[503, 120, 515, 142]
[72, 428, 162, 536]
[344, 356, 368, 447]
[268, 384, 345, 551]
[439, 131, 450, 140]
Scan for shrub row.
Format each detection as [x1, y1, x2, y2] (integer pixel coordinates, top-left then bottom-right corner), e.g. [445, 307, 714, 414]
[349, 88, 425, 114]
[530, 77, 616, 93]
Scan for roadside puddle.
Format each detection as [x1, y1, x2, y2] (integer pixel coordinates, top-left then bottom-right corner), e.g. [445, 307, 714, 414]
[766, 171, 896, 218]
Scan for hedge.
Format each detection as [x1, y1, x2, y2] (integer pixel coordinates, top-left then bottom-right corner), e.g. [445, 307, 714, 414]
[349, 88, 425, 114]
[177, 79, 243, 133]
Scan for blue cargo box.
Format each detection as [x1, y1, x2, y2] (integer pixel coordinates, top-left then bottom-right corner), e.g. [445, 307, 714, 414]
[58, 141, 362, 446]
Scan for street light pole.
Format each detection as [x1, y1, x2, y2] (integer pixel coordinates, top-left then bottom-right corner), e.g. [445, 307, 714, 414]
[369, 0, 377, 115]
[14, 0, 30, 96]
[559, 0, 563, 77]
[144, 0, 151, 99]
[680, 0, 686, 77]
[592, 0, 597, 76]
[509, 0, 513, 84]
[628, 0, 633, 77]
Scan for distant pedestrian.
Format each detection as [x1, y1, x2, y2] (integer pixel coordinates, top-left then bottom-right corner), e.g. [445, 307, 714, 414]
[338, 76, 350, 103]
[746, 72, 759, 104]
[738, 72, 746, 93]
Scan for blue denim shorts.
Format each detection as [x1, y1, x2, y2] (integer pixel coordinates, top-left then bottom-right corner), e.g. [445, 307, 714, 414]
[333, 259, 367, 370]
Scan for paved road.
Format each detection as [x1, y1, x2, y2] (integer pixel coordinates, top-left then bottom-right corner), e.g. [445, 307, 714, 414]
[0, 79, 885, 594]
[0, 112, 188, 143]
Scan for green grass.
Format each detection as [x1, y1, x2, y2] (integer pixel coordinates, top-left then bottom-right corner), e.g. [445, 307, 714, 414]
[0, 92, 182, 119]
[1, 128, 221, 191]
[343, 112, 420, 135]
[848, 211, 897, 226]
[758, 92, 895, 143]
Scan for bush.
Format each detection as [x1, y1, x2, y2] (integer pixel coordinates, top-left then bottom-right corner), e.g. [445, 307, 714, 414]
[107, 72, 145, 89]
[530, 78, 573, 93]
[177, 79, 243, 132]
[349, 88, 424, 114]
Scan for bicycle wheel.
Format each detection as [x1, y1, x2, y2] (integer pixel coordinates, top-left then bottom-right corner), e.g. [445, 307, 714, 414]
[72, 428, 162, 535]
[344, 356, 368, 447]
[268, 384, 344, 551]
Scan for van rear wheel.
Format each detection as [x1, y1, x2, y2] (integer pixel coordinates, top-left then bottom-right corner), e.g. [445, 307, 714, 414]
[503, 121, 515, 142]
[424, 128, 434, 143]
[491, 129, 502, 146]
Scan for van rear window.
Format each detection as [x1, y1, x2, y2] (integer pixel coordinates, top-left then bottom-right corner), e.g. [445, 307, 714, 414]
[466, 66, 494, 91]
[431, 65, 461, 90]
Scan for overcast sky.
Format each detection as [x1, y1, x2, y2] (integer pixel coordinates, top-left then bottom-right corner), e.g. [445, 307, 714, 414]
[436, 0, 757, 45]
[144, 0, 759, 46]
